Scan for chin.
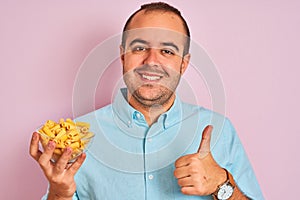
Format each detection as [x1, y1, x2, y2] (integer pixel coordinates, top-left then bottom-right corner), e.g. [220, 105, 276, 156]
[135, 87, 174, 106]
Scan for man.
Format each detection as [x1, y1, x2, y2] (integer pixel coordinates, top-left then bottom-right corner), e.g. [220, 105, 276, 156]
[30, 2, 264, 200]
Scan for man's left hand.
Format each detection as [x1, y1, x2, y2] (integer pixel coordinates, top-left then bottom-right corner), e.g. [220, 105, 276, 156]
[174, 125, 227, 196]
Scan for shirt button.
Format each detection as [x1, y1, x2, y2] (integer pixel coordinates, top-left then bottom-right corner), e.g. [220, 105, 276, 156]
[148, 174, 154, 180]
[136, 113, 141, 118]
[147, 138, 152, 142]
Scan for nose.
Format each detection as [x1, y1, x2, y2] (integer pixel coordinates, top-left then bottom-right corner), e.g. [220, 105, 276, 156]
[143, 48, 160, 66]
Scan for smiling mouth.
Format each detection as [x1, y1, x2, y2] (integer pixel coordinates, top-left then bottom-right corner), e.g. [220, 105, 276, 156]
[135, 66, 167, 82]
[141, 74, 162, 81]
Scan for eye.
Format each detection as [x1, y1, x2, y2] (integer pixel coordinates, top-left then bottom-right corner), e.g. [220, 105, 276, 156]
[161, 49, 175, 55]
[132, 46, 147, 52]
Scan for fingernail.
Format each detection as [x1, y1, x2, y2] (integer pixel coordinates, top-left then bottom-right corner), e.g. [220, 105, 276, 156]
[33, 133, 37, 140]
[47, 141, 55, 150]
[65, 147, 72, 155]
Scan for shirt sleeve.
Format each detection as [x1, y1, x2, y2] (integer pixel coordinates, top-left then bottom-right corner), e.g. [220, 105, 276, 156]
[221, 119, 265, 200]
[41, 189, 79, 200]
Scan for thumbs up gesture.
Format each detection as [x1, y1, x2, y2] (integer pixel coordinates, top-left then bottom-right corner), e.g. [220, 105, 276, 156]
[174, 125, 227, 196]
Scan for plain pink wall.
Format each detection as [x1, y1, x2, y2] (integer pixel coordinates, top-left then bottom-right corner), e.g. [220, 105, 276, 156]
[1, 0, 299, 199]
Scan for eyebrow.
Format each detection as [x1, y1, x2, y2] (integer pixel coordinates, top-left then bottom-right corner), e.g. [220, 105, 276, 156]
[161, 42, 179, 52]
[129, 39, 149, 47]
[128, 39, 180, 52]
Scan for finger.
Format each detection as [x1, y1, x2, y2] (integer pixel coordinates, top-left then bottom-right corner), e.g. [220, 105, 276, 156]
[181, 186, 199, 196]
[53, 147, 73, 174]
[175, 154, 194, 168]
[177, 176, 193, 187]
[29, 132, 42, 161]
[67, 153, 86, 176]
[38, 140, 56, 169]
[197, 125, 213, 158]
[174, 165, 191, 179]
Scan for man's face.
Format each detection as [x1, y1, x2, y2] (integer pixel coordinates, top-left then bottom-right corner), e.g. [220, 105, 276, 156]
[121, 11, 190, 108]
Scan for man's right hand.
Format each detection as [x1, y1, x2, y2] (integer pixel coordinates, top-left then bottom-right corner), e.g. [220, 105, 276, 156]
[29, 132, 86, 200]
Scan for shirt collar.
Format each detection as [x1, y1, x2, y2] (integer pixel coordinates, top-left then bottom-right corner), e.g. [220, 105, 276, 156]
[112, 88, 135, 127]
[112, 88, 183, 137]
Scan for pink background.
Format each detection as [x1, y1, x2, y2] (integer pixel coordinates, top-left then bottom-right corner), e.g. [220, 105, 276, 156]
[1, 0, 299, 199]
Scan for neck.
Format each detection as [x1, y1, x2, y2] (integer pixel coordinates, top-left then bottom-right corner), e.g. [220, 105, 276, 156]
[127, 92, 175, 126]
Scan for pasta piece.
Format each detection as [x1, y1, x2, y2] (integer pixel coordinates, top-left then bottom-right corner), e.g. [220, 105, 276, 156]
[70, 142, 80, 150]
[75, 121, 90, 129]
[50, 124, 61, 132]
[59, 118, 64, 124]
[42, 126, 55, 138]
[55, 129, 66, 139]
[66, 118, 75, 125]
[54, 149, 62, 155]
[61, 122, 75, 130]
[80, 127, 89, 134]
[46, 120, 55, 128]
[55, 142, 65, 149]
[82, 132, 94, 139]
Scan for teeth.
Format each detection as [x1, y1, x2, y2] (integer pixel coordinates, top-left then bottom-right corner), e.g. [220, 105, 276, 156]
[142, 74, 161, 81]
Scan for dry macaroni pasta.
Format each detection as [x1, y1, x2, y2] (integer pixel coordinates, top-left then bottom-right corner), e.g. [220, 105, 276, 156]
[38, 118, 94, 160]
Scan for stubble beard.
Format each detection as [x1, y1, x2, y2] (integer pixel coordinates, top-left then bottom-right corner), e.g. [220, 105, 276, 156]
[133, 84, 174, 108]
[126, 73, 181, 110]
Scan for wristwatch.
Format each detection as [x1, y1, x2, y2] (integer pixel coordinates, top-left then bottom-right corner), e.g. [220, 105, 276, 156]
[212, 168, 235, 200]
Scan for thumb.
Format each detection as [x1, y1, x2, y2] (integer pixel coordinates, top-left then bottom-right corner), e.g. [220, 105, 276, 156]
[197, 125, 213, 158]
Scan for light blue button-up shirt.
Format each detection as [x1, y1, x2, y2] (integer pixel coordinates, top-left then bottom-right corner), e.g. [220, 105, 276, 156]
[42, 88, 264, 200]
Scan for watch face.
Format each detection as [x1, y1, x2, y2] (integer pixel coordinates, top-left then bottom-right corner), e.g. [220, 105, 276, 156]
[217, 184, 234, 200]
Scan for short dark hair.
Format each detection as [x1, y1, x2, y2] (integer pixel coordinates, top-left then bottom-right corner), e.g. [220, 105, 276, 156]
[121, 2, 191, 56]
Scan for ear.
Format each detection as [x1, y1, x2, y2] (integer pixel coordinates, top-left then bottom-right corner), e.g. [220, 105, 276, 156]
[180, 53, 191, 75]
[120, 45, 125, 65]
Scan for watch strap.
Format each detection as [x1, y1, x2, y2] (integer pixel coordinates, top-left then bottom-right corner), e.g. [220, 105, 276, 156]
[212, 168, 235, 199]
[227, 169, 235, 188]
